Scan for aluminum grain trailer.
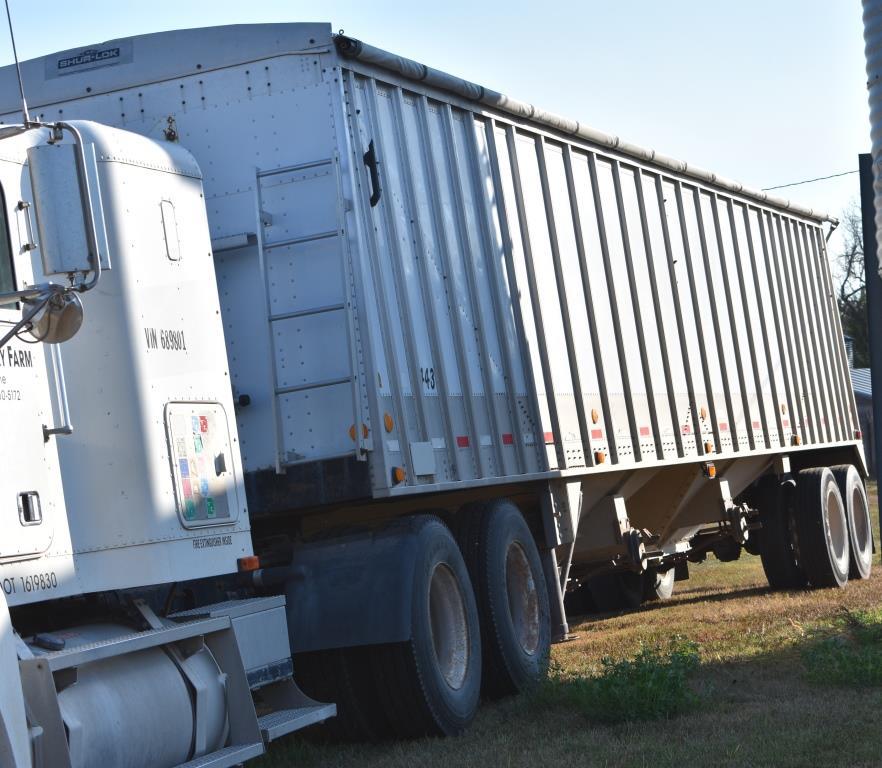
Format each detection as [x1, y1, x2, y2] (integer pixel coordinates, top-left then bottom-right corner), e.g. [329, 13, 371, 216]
[0, 23, 871, 741]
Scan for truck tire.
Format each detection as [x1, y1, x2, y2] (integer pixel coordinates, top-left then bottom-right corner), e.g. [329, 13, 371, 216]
[830, 464, 873, 580]
[643, 567, 675, 601]
[456, 500, 551, 699]
[794, 467, 850, 589]
[587, 570, 643, 612]
[755, 480, 807, 590]
[369, 516, 482, 738]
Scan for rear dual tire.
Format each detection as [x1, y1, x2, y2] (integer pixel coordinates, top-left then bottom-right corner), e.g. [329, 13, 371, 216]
[794, 467, 850, 588]
[456, 500, 551, 699]
[756, 480, 807, 590]
[758, 466, 869, 592]
[643, 567, 675, 602]
[830, 464, 873, 581]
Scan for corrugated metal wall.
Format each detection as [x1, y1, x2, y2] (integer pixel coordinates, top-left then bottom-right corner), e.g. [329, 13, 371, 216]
[342, 69, 859, 493]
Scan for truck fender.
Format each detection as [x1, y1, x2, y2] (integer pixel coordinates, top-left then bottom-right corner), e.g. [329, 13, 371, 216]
[0, 590, 31, 768]
[284, 517, 424, 653]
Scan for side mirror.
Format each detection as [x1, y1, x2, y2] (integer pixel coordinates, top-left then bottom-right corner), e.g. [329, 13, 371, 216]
[26, 137, 109, 279]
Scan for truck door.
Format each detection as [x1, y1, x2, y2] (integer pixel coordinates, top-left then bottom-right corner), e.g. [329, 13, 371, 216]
[0, 175, 56, 562]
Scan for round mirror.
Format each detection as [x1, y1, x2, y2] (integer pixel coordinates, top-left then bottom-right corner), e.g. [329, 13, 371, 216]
[28, 290, 83, 344]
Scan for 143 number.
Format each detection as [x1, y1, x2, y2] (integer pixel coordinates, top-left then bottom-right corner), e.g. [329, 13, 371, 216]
[420, 367, 436, 390]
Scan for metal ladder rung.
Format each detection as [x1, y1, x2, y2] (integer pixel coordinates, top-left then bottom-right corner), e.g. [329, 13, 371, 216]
[257, 158, 333, 179]
[275, 376, 353, 396]
[270, 303, 345, 323]
[263, 229, 338, 251]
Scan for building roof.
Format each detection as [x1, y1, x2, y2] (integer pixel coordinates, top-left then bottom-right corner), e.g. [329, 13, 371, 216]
[852, 368, 872, 399]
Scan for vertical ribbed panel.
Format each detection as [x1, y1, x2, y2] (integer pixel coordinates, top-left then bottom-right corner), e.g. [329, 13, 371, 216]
[864, 0, 882, 274]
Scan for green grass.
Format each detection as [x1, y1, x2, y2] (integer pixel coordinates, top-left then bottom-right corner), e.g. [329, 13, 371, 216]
[803, 607, 882, 686]
[539, 638, 701, 723]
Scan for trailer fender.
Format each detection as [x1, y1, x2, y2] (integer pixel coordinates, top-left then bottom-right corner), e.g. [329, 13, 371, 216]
[284, 518, 425, 653]
[0, 591, 31, 768]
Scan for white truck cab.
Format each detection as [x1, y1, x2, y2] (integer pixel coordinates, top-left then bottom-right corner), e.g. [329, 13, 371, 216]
[0, 120, 332, 768]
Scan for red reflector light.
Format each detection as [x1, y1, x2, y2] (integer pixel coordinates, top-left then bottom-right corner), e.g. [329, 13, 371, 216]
[502, 433, 514, 445]
[238, 556, 260, 572]
[543, 432, 554, 444]
[855, 430, 863, 439]
[456, 435, 470, 448]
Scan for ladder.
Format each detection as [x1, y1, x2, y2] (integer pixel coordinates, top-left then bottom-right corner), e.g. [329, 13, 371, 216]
[254, 157, 362, 473]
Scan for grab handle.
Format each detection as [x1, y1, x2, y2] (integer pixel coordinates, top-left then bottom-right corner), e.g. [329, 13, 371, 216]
[43, 344, 73, 442]
[363, 140, 381, 207]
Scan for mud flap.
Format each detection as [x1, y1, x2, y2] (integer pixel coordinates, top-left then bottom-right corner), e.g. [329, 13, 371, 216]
[284, 518, 424, 653]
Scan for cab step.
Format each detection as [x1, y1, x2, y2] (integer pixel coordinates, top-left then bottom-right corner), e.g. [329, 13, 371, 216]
[175, 743, 265, 768]
[258, 702, 337, 742]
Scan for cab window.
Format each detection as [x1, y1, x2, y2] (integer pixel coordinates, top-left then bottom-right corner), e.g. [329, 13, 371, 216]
[0, 189, 14, 295]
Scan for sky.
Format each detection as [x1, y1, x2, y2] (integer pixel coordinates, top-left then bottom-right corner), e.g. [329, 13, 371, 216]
[0, 0, 869, 255]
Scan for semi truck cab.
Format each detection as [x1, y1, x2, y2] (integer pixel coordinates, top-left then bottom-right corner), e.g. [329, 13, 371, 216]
[0, 120, 334, 768]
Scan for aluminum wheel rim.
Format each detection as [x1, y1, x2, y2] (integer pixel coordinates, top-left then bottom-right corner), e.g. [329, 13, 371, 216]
[428, 563, 469, 690]
[852, 485, 872, 560]
[506, 541, 540, 656]
[825, 484, 849, 573]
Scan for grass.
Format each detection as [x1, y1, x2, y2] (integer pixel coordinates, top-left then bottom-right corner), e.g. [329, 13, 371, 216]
[802, 607, 882, 686]
[540, 638, 701, 723]
[255, 482, 882, 768]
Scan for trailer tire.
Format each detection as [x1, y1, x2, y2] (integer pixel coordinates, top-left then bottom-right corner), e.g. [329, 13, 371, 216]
[563, 582, 598, 617]
[830, 464, 873, 580]
[456, 500, 551, 699]
[587, 571, 643, 612]
[368, 516, 482, 738]
[756, 480, 807, 590]
[643, 567, 675, 601]
[794, 467, 850, 589]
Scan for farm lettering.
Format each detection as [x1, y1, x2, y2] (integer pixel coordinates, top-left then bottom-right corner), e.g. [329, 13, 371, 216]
[0, 346, 33, 368]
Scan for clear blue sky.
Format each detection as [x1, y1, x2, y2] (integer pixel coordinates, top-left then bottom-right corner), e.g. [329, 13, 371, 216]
[1, 0, 868, 253]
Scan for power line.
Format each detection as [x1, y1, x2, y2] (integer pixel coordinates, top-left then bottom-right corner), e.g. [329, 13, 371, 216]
[762, 169, 859, 191]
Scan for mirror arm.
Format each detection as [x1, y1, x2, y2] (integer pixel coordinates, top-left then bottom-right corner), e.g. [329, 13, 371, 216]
[54, 122, 101, 292]
[0, 288, 51, 349]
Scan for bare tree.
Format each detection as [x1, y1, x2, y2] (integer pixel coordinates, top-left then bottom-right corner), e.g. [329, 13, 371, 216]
[834, 201, 868, 368]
